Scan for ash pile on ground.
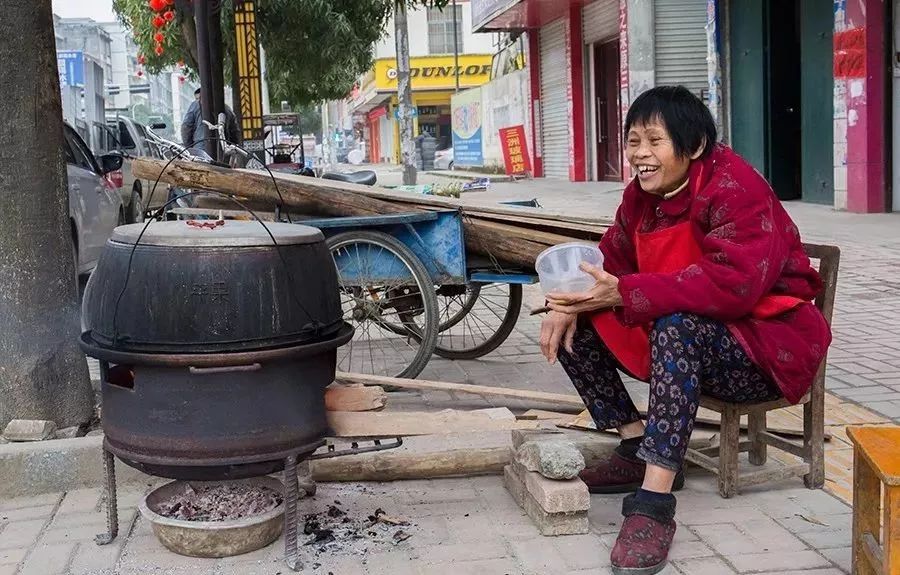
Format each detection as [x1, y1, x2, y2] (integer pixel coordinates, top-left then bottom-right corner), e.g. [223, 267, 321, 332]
[156, 483, 283, 522]
[299, 496, 414, 571]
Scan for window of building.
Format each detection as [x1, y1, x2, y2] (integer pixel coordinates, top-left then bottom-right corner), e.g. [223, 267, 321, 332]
[427, 5, 463, 55]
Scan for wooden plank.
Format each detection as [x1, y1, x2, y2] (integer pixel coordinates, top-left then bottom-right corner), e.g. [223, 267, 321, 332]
[310, 446, 511, 482]
[132, 158, 599, 268]
[884, 486, 900, 575]
[738, 463, 810, 488]
[326, 408, 539, 438]
[324, 384, 387, 412]
[336, 372, 587, 408]
[847, 427, 900, 486]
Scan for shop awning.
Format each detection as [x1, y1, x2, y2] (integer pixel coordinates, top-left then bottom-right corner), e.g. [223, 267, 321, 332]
[472, 0, 593, 32]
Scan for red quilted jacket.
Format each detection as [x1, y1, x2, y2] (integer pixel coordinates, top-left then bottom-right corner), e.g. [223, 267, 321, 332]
[601, 144, 832, 404]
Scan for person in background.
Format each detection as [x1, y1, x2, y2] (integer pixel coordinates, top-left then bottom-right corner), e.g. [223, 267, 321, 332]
[180, 87, 242, 149]
[539, 86, 831, 575]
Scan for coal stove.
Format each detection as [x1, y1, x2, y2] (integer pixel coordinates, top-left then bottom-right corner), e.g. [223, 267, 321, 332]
[80, 220, 401, 571]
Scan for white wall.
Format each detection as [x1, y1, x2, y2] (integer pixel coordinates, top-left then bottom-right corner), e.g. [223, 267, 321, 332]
[374, 1, 496, 59]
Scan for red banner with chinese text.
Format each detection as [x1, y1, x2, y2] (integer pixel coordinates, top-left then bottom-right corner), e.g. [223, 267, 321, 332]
[499, 125, 531, 176]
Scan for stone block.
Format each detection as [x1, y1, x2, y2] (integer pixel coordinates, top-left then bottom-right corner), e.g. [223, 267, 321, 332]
[516, 439, 585, 480]
[54, 426, 84, 439]
[3, 420, 56, 442]
[503, 465, 589, 537]
[519, 465, 589, 513]
[511, 428, 565, 450]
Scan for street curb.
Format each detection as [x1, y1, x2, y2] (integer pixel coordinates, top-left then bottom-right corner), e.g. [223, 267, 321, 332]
[0, 435, 150, 499]
[425, 171, 515, 183]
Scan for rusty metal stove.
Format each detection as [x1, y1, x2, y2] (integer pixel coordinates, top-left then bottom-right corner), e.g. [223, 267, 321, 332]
[79, 220, 401, 571]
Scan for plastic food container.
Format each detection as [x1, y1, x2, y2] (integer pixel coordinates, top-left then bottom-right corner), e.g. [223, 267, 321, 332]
[535, 242, 604, 295]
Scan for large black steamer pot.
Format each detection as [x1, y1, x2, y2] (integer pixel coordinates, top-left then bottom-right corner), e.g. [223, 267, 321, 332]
[83, 221, 343, 353]
[80, 220, 352, 480]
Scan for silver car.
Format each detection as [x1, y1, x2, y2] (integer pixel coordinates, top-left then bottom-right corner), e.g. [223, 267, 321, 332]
[101, 116, 165, 223]
[64, 122, 125, 276]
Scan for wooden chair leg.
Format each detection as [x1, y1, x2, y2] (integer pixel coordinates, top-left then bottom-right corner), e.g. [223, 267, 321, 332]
[804, 370, 826, 489]
[852, 451, 881, 575]
[748, 410, 767, 466]
[717, 405, 741, 498]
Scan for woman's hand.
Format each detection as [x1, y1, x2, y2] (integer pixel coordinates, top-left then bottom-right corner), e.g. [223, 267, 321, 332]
[539, 310, 577, 364]
[546, 263, 623, 314]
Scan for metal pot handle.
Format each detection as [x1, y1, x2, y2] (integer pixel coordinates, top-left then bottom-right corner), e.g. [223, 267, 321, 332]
[188, 363, 262, 375]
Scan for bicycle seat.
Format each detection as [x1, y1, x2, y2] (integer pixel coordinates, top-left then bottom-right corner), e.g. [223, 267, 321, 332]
[321, 170, 377, 186]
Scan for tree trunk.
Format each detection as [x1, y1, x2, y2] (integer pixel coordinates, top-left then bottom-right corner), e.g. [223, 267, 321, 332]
[209, 0, 227, 153]
[0, 0, 94, 429]
[394, 1, 416, 185]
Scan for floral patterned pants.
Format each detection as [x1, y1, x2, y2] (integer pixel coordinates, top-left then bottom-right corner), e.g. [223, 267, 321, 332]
[557, 313, 782, 472]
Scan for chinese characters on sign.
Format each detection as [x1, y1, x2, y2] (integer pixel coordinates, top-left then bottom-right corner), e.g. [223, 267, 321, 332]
[499, 125, 531, 176]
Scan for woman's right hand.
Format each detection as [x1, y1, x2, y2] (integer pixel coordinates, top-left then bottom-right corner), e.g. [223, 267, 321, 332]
[539, 310, 578, 364]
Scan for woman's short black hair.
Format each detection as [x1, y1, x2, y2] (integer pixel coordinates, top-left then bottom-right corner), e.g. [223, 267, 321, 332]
[624, 86, 717, 158]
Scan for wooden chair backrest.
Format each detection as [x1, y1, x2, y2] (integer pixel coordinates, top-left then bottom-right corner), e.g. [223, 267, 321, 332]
[802, 243, 840, 325]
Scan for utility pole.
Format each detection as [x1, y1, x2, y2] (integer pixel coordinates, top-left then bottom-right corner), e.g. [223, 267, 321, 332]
[452, 0, 459, 92]
[194, 0, 217, 159]
[394, 0, 416, 185]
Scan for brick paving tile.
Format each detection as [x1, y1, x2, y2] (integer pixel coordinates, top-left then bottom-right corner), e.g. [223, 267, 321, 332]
[0, 519, 47, 550]
[56, 489, 102, 515]
[0, 565, 16, 575]
[18, 542, 76, 575]
[819, 546, 852, 573]
[0, 493, 62, 512]
[673, 556, 739, 575]
[0, 548, 28, 566]
[0, 505, 57, 522]
[728, 550, 833, 573]
[550, 533, 612, 570]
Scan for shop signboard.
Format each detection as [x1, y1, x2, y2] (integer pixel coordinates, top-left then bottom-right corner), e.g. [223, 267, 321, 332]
[57, 50, 84, 87]
[451, 88, 484, 166]
[499, 124, 531, 176]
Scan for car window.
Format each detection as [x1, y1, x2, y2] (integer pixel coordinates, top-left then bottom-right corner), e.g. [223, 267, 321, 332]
[118, 121, 136, 149]
[63, 135, 77, 165]
[64, 127, 100, 173]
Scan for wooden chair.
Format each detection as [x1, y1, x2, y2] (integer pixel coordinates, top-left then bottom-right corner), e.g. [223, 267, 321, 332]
[683, 243, 841, 498]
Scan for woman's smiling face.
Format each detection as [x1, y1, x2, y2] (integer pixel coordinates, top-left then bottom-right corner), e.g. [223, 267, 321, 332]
[625, 118, 697, 196]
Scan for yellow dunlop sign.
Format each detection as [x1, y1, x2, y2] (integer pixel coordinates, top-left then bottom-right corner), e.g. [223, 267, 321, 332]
[373, 54, 494, 91]
[234, 0, 264, 142]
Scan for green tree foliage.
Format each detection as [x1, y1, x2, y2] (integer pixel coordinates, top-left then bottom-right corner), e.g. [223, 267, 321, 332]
[113, 0, 450, 108]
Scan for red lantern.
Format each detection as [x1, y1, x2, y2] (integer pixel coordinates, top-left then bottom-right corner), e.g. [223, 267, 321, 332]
[137, 54, 146, 65]
[178, 75, 185, 83]
[137, 70, 144, 77]
[177, 59, 184, 68]
[148, 0, 166, 11]
[155, 44, 164, 56]
[153, 32, 165, 43]
[152, 15, 165, 28]
[163, 10, 175, 21]
[165, 0, 175, 5]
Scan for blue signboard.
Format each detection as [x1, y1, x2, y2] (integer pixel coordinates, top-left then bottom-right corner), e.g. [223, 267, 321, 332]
[451, 88, 484, 167]
[57, 50, 85, 87]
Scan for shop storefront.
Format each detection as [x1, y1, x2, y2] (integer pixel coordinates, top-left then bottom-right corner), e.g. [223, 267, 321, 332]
[348, 54, 494, 163]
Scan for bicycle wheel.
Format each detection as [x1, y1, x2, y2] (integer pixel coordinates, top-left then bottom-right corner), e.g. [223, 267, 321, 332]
[327, 230, 438, 379]
[433, 282, 523, 360]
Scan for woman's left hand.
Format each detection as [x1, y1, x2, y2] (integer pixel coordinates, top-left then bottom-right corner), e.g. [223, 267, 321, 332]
[546, 263, 623, 314]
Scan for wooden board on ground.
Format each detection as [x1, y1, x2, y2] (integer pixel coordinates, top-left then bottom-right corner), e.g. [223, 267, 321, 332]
[325, 384, 386, 412]
[326, 407, 540, 438]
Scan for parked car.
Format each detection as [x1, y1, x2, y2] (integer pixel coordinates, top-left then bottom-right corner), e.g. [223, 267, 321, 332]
[434, 147, 454, 170]
[64, 122, 125, 277]
[101, 116, 163, 223]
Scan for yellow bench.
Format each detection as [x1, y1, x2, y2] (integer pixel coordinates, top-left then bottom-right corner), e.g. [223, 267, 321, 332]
[847, 426, 900, 575]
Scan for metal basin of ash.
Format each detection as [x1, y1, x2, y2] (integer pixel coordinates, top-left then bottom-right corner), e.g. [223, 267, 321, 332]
[138, 476, 285, 558]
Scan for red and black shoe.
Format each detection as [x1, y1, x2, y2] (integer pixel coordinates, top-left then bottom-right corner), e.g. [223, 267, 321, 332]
[610, 491, 677, 575]
[579, 450, 685, 494]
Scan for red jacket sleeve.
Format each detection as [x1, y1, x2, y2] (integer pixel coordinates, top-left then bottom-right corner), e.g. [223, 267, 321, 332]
[599, 195, 638, 278]
[616, 188, 784, 325]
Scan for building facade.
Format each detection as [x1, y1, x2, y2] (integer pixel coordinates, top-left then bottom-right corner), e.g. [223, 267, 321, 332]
[475, 0, 895, 213]
[336, 1, 498, 163]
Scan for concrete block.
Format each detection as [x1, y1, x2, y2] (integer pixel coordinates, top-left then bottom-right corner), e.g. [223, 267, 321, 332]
[503, 465, 589, 537]
[519, 465, 589, 513]
[0, 436, 150, 499]
[54, 426, 84, 439]
[511, 428, 565, 450]
[3, 420, 56, 442]
[516, 440, 585, 480]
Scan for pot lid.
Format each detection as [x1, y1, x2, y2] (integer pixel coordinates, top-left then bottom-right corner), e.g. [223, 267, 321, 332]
[111, 221, 324, 247]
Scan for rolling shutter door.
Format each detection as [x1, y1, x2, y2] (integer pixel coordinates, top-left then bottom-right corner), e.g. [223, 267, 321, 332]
[539, 19, 568, 180]
[654, 0, 709, 98]
[583, 0, 619, 45]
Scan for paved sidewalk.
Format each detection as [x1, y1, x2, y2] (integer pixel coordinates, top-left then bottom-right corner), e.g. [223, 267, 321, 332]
[0, 473, 851, 575]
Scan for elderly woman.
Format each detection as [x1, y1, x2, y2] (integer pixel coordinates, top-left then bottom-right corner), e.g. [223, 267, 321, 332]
[540, 86, 831, 575]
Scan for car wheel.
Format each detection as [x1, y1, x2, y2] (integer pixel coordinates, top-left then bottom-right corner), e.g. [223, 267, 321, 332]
[129, 188, 144, 224]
